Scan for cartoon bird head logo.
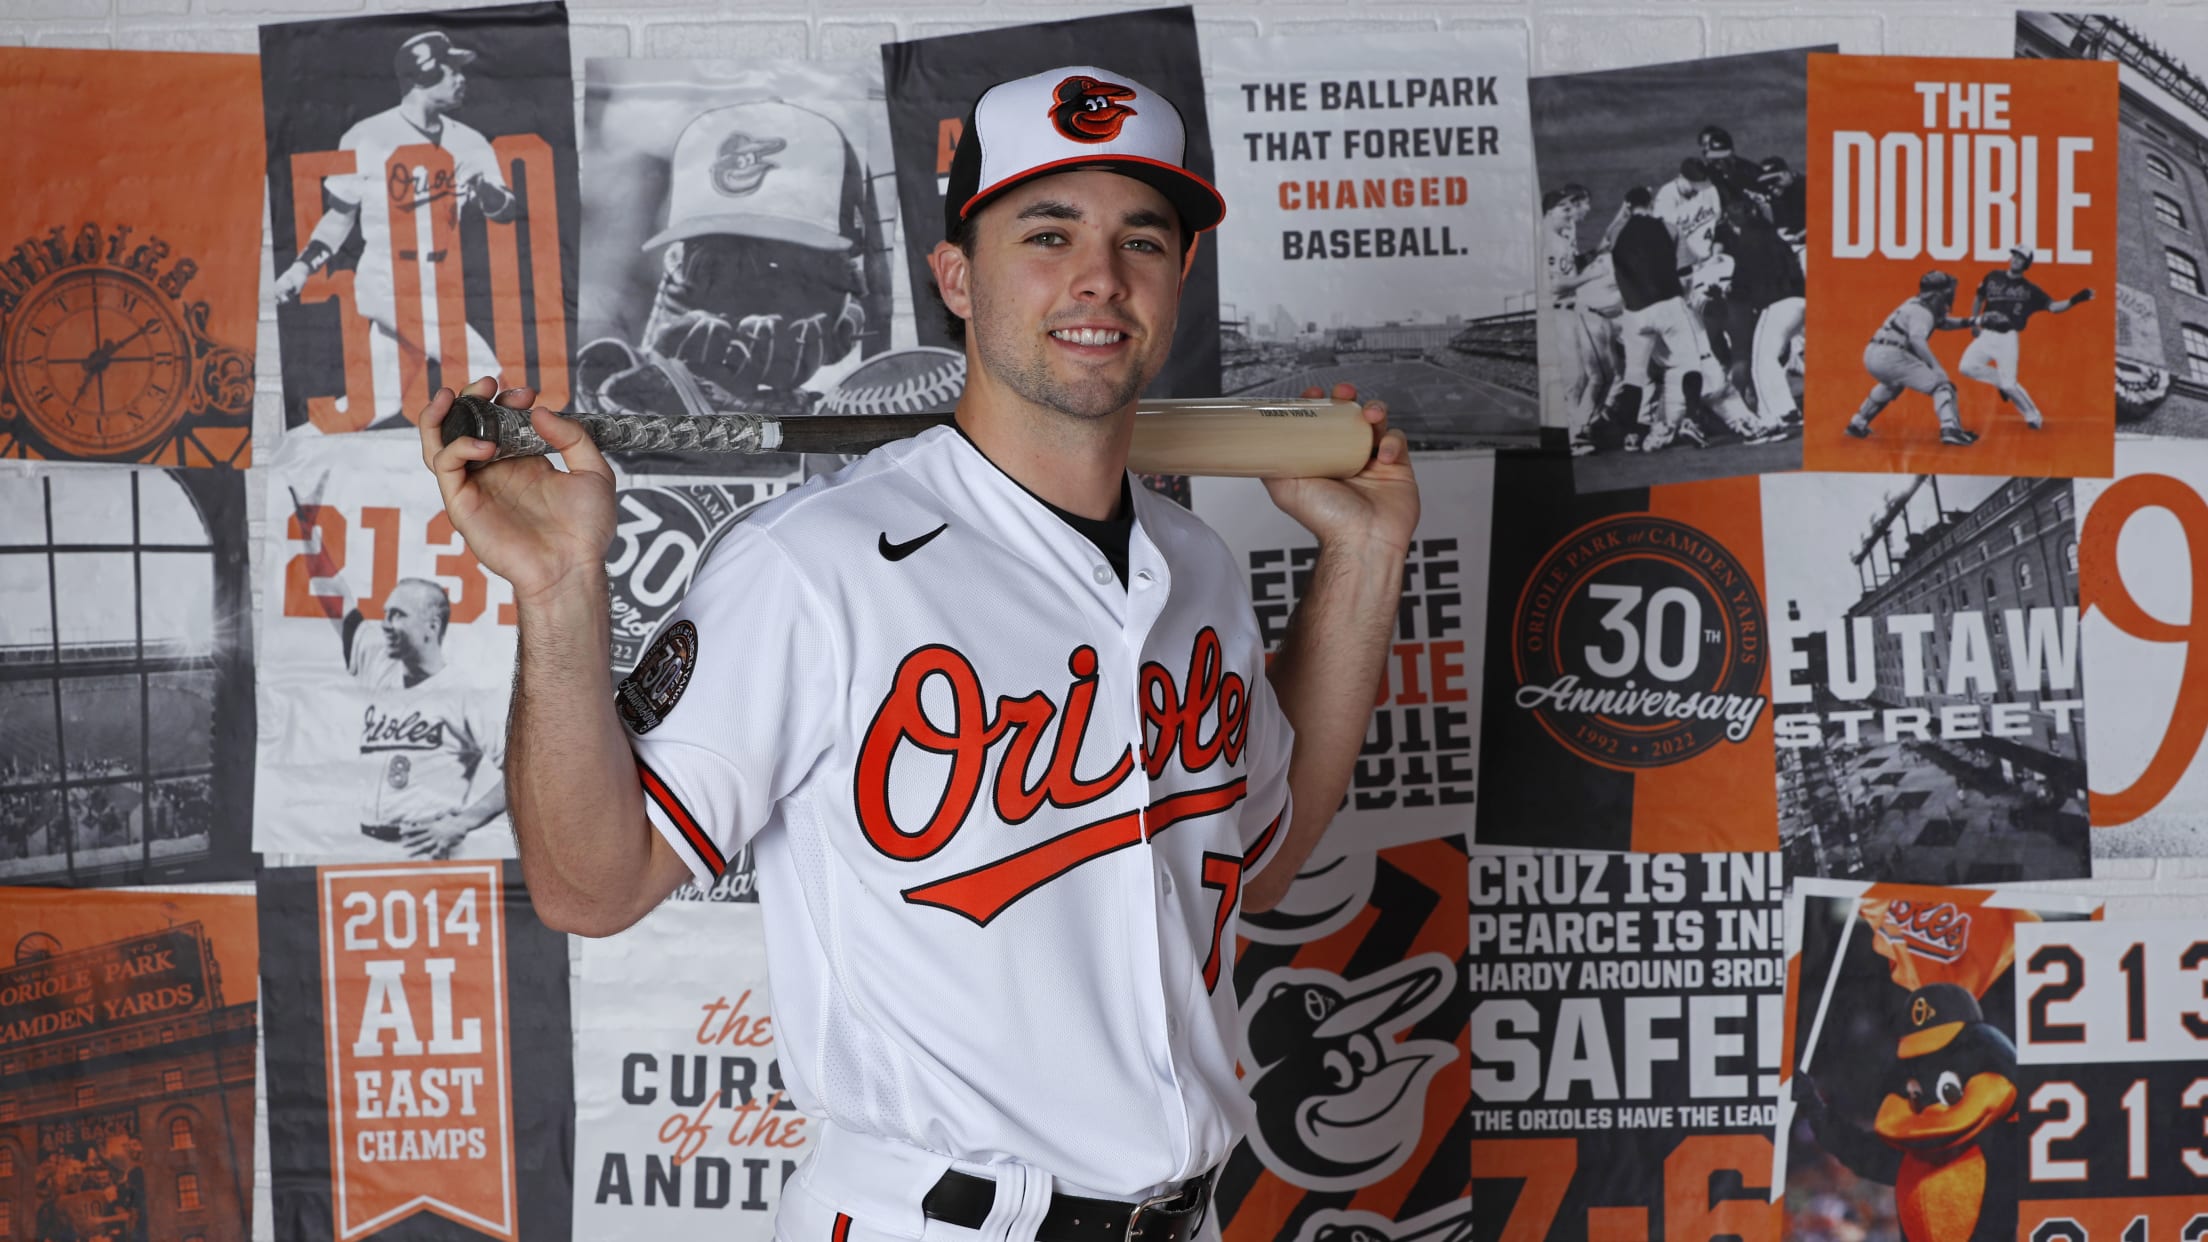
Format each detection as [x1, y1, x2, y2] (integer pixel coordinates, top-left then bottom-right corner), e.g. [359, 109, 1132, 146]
[1874, 983, 2018, 1158]
[1049, 75, 1138, 144]
[713, 132, 788, 197]
[1242, 954, 1459, 1191]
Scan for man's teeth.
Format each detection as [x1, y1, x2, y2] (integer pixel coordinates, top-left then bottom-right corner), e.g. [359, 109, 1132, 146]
[1052, 328, 1124, 346]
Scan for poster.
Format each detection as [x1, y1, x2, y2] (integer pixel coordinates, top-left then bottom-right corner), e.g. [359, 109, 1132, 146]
[0, 464, 255, 885]
[1763, 471, 2090, 884]
[1190, 456, 1490, 857]
[2008, 918, 2208, 1236]
[0, 886, 259, 1242]
[1219, 835, 1467, 1236]
[880, 6, 1221, 399]
[2017, 12, 2208, 436]
[0, 49, 259, 466]
[260, 860, 574, 1242]
[1772, 878, 2103, 1242]
[2077, 440, 2208, 860]
[1802, 53, 2119, 478]
[571, 901, 808, 1238]
[1476, 455, 1779, 855]
[578, 60, 915, 452]
[1468, 848, 1784, 1242]
[1205, 32, 1539, 453]
[261, 3, 580, 435]
[1529, 48, 1817, 492]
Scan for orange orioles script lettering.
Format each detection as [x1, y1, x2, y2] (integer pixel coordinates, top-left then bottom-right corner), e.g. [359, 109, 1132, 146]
[857, 630, 1252, 926]
[1880, 899, 1973, 963]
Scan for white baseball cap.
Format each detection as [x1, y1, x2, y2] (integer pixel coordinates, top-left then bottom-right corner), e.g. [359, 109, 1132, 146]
[647, 101, 856, 253]
[943, 65, 1225, 241]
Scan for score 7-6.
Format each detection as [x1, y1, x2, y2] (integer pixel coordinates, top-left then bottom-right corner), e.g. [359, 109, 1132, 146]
[2011, 920, 2208, 1239]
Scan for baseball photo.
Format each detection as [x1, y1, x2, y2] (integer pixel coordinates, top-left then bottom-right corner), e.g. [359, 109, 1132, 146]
[579, 60, 932, 476]
[0, 466, 254, 886]
[1802, 53, 2118, 478]
[260, 2, 580, 436]
[1531, 47, 1820, 493]
[1205, 31, 1541, 455]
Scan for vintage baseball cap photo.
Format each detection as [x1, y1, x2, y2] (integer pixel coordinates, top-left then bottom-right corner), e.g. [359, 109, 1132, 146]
[943, 65, 1225, 241]
[393, 30, 476, 81]
[647, 100, 857, 253]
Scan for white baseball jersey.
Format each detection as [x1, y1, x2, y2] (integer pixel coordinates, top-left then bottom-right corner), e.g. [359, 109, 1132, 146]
[622, 427, 1295, 1201]
[1653, 178, 1722, 267]
[327, 107, 507, 309]
[349, 626, 506, 833]
[1543, 208, 1580, 308]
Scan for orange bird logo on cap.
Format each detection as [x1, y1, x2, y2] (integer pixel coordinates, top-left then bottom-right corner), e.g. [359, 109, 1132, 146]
[1049, 75, 1137, 144]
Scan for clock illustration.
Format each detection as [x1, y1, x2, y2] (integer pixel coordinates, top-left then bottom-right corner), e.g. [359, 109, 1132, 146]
[5, 267, 191, 459]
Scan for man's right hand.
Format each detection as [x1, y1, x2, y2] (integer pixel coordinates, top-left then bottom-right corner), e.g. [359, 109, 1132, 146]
[419, 376, 616, 607]
[274, 262, 310, 305]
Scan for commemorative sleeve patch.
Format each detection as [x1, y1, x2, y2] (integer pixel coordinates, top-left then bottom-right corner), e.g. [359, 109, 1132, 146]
[617, 620, 698, 734]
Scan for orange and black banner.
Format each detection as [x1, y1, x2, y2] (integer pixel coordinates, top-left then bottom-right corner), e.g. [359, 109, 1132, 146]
[259, 860, 573, 1241]
[0, 49, 261, 466]
[260, 2, 579, 435]
[1219, 835, 1468, 1239]
[0, 886, 260, 1241]
[1467, 848, 1784, 1241]
[1478, 453, 1780, 855]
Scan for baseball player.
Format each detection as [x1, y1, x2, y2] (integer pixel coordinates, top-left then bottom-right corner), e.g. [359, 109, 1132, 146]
[421, 63, 1416, 1238]
[573, 99, 884, 421]
[1653, 158, 1725, 269]
[1713, 197, 1806, 428]
[1607, 187, 1776, 451]
[1757, 156, 1807, 241]
[1844, 270, 1980, 446]
[1543, 185, 1623, 455]
[345, 577, 508, 857]
[1959, 246, 2093, 430]
[275, 30, 517, 427]
[1696, 126, 1767, 208]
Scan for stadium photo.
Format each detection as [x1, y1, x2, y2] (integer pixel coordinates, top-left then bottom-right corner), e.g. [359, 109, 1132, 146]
[0, 468, 252, 884]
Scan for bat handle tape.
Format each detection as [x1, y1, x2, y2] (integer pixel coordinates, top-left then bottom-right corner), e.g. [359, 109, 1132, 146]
[442, 393, 780, 461]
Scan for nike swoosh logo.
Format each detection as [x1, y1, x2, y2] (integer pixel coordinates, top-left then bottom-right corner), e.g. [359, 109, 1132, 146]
[878, 523, 949, 561]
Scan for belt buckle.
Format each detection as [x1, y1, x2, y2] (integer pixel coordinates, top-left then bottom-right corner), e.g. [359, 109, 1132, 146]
[1123, 1178, 1208, 1242]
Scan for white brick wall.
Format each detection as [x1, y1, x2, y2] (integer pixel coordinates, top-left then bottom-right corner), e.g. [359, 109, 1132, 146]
[2, 1, 2184, 1230]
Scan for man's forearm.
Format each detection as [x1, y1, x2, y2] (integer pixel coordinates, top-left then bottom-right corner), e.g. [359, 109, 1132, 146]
[507, 571, 658, 931]
[1247, 535, 1407, 912]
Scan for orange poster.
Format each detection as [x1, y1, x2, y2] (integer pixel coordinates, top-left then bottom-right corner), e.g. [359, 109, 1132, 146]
[0, 49, 261, 467]
[1804, 54, 2118, 478]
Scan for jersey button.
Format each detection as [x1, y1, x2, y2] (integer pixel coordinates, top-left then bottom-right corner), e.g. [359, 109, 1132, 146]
[1093, 564, 1113, 585]
[1161, 873, 1173, 896]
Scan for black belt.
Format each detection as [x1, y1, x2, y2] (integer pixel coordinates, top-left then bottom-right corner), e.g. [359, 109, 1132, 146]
[922, 1169, 1213, 1242]
[361, 822, 401, 842]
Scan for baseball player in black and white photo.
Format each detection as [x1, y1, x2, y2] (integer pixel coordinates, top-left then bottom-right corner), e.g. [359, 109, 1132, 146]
[573, 99, 880, 420]
[1959, 246, 2093, 431]
[274, 30, 519, 427]
[1844, 270, 1980, 446]
[1544, 184, 1625, 456]
[346, 577, 508, 858]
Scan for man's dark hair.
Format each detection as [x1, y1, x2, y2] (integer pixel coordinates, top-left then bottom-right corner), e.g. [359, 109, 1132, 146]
[927, 198, 1191, 346]
[1625, 186, 1654, 210]
[1679, 157, 1711, 183]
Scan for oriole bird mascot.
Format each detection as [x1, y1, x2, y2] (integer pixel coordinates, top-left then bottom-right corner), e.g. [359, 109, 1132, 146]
[1793, 983, 2024, 1242]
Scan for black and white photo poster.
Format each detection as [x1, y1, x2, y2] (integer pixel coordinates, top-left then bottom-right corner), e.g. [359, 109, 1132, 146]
[1761, 472, 2091, 884]
[579, 60, 909, 441]
[261, 3, 580, 436]
[0, 465, 253, 884]
[1530, 48, 1819, 492]
[1204, 32, 1540, 452]
[881, 7, 1220, 399]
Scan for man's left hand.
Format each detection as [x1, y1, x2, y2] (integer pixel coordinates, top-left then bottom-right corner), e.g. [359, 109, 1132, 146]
[1263, 383, 1419, 552]
[399, 811, 476, 859]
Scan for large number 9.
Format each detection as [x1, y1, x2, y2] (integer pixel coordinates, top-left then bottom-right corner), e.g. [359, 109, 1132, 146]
[2079, 473, 2208, 826]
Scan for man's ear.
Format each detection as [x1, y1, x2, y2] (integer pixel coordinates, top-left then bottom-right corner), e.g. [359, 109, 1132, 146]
[927, 241, 972, 322]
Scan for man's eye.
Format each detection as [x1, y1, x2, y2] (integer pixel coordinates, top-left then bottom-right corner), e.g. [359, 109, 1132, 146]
[1124, 238, 1163, 253]
[1026, 232, 1064, 246]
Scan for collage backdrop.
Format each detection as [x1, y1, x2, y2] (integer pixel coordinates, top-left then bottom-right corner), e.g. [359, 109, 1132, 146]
[16, 6, 2208, 1242]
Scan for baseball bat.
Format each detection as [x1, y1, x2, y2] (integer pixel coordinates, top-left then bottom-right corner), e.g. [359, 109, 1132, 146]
[440, 393, 1375, 479]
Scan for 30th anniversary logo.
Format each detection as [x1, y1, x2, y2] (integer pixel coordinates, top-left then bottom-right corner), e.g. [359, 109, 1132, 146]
[1510, 514, 1769, 770]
